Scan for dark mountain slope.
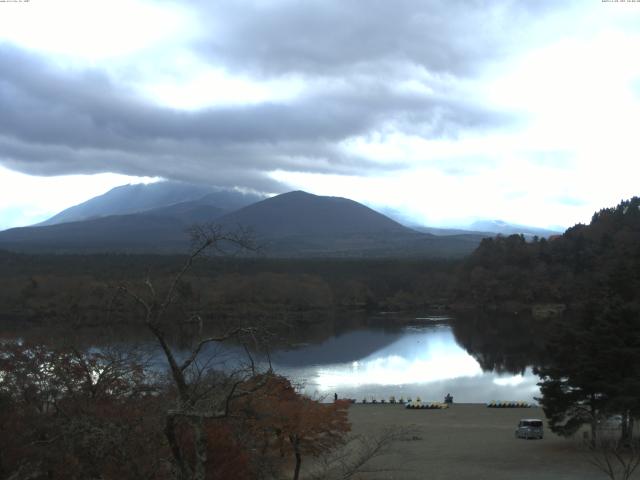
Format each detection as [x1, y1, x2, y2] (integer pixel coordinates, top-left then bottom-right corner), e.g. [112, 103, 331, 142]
[0, 197, 234, 253]
[217, 191, 410, 237]
[144, 201, 227, 225]
[0, 214, 189, 253]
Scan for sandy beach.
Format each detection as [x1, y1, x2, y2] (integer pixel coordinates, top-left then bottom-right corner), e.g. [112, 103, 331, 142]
[347, 403, 626, 480]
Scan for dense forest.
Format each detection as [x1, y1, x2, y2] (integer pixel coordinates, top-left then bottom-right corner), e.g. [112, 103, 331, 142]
[457, 197, 640, 310]
[0, 252, 459, 331]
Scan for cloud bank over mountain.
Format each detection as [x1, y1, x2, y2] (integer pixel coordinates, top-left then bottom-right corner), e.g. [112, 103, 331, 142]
[1, 0, 639, 229]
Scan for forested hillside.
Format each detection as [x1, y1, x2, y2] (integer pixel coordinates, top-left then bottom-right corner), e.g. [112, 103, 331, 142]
[457, 197, 640, 309]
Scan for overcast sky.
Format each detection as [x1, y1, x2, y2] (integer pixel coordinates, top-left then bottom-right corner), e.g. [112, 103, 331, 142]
[1, 0, 639, 231]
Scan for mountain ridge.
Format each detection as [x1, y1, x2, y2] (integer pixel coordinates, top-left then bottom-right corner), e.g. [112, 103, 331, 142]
[0, 190, 485, 257]
[215, 190, 413, 237]
[38, 181, 264, 227]
[468, 219, 559, 237]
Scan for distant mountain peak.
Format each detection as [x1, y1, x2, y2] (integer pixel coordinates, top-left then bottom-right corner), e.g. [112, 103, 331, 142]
[469, 219, 560, 237]
[266, 190, 367, 205]
[38, 181, 264, 227]
[215, 190, 410, 238]
[283, 190, 311, 196]
[266, 190, 314, 200]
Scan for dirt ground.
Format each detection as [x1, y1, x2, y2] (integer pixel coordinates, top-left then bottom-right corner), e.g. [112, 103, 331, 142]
[346, 403, 633, 480]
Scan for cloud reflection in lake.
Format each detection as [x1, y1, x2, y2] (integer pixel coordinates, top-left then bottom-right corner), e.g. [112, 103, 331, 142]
[271, 325, 541, 403]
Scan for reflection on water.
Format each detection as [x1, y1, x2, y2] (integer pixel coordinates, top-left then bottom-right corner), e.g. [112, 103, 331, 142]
[449, 312, 545, 375]
[269, 324, 541, 403]
[0, 313, 543, 403]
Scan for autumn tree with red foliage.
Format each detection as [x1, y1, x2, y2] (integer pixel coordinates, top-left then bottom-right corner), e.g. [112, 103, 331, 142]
[0, 342, 354, 480]
[0, 342, 168, 479]
[237, 374, 351, 480]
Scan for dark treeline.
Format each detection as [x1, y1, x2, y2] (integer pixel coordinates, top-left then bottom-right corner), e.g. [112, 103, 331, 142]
[0, 253, 459, 328]
[457, 197, 640, 310]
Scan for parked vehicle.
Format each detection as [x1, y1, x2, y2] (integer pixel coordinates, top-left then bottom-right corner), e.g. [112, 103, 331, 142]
[515, 419, 544, 439]
[599, 414, 623, 429]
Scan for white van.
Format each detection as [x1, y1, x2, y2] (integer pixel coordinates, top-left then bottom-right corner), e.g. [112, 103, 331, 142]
[515, 419, 544, 439]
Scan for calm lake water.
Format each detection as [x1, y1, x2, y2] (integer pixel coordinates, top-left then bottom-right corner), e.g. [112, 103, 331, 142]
[3, 313, 542, 404]
[268, 321, 540, 403]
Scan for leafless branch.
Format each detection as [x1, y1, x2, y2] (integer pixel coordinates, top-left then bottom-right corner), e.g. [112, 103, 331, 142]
[585, 436, 640, 480]
[113, 223, 268, 480]
[179, 328, 244, 373]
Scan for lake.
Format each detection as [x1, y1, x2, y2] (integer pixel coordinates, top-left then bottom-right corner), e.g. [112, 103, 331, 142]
[1, 313, 543, 404]
[268, 320, 541, 403]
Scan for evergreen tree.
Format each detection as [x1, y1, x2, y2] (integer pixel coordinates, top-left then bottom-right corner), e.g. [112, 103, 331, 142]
[536, 301, 640, 444]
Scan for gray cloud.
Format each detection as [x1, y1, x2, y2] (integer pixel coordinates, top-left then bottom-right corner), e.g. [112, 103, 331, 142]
[192, 0, 564, 78]
[0, 0, 561, 192]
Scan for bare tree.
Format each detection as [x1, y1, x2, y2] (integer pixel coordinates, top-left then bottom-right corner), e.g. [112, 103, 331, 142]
[585, 435, 640, 480]
[118, 224, 267, 480]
